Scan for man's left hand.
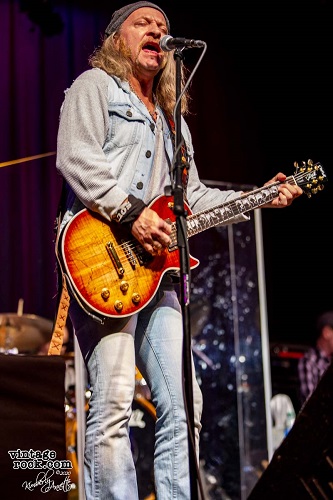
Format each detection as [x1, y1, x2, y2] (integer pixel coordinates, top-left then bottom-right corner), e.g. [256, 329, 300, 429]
[263, 172, 303, 208]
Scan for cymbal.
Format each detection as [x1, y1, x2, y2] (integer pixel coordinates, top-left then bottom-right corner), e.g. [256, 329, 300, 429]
[0, 313, 53, 353]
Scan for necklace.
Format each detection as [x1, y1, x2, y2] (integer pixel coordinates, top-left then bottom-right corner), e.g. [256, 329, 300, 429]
[129, 83, 157, 121]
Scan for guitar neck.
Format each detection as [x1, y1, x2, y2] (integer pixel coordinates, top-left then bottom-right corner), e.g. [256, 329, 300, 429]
[183, 175, 296, 240]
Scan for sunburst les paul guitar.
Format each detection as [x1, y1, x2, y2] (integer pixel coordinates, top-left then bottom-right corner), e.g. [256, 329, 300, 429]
[59, 160, 326, 320]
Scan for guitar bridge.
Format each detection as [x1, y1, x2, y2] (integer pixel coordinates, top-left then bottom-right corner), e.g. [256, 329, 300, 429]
[106, 242, 124, 277]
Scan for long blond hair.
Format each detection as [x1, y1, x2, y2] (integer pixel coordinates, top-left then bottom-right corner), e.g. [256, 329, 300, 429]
[89, 34, 190, 118]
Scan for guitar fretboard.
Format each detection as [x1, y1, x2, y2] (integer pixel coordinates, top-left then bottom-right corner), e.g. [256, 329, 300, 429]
[169, 179, 289, 247]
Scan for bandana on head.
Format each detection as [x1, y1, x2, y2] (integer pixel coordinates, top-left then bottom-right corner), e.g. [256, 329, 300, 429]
[105, 2, 170, 37]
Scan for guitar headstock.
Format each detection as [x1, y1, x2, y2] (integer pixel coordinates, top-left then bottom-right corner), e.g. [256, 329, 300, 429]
[293, 159, 327, 198]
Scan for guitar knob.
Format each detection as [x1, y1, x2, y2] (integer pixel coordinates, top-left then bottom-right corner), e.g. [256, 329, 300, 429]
[101, 288, 110, 301]
[120, 281, 129, 293]
[114, 300, 123, 312]
[132, 293, 141, 305]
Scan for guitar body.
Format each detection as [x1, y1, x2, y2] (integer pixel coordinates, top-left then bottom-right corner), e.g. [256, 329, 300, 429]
[60, 195, 200, 319]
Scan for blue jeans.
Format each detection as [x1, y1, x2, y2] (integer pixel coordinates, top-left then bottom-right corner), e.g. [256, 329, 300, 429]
[69, 284, 203, 499]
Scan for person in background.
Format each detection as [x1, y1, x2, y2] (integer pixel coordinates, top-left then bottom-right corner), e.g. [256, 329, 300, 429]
[55, 2, 303, 498]
[298, 311, 333, 405]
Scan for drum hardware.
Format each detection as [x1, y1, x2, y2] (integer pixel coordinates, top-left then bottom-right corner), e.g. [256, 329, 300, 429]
[135, 366, 152, 401]
[65, 405, 79, 487]
[131, 396, 156, 500]
[0, 151, 55, 169]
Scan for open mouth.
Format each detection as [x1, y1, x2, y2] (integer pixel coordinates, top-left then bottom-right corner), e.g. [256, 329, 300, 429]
[142, 41, 161, 53]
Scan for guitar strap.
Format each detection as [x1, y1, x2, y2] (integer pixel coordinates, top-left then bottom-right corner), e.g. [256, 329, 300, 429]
[48, 182, 70, 356]
[48, 269, 70, 355]
[162, 111, 190, 200]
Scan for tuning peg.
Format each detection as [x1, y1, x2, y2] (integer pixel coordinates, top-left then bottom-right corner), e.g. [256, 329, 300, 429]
[307, 159, 314, 166]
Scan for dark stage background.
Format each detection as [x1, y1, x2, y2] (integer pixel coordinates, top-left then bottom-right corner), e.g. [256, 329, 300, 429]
[1, 0, 332, 349]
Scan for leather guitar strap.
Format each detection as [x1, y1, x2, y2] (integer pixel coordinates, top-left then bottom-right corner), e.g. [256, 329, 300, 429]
[48, 183, 71, 356]
[48, 270, 70, 355]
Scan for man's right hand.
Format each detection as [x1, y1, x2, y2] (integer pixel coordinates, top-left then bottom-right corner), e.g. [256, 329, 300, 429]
[131, 207, 171, 255]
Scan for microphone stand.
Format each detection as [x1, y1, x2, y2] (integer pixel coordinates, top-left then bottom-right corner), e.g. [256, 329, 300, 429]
[170, 47, 199, 500]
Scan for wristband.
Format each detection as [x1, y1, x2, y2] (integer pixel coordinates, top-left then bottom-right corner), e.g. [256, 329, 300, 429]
[112, 194, 146, 227]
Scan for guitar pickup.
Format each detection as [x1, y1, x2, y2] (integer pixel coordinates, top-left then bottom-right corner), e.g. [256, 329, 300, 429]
[106, 242, 124, 277]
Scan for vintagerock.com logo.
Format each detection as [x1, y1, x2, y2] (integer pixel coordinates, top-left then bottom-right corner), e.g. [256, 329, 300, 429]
[8, 448, 73, 493]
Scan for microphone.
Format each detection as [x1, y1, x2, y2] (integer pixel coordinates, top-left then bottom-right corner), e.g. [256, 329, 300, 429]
[159, 35, 205, 52]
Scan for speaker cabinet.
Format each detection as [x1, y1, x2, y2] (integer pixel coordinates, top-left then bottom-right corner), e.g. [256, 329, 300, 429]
[0, 354, 67, 500]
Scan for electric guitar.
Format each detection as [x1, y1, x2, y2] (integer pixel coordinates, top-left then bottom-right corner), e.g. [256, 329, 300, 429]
[59, 160, 326, 319]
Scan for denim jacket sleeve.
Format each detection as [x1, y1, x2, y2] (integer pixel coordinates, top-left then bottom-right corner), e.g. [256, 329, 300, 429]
[56, 68, 135, 222]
